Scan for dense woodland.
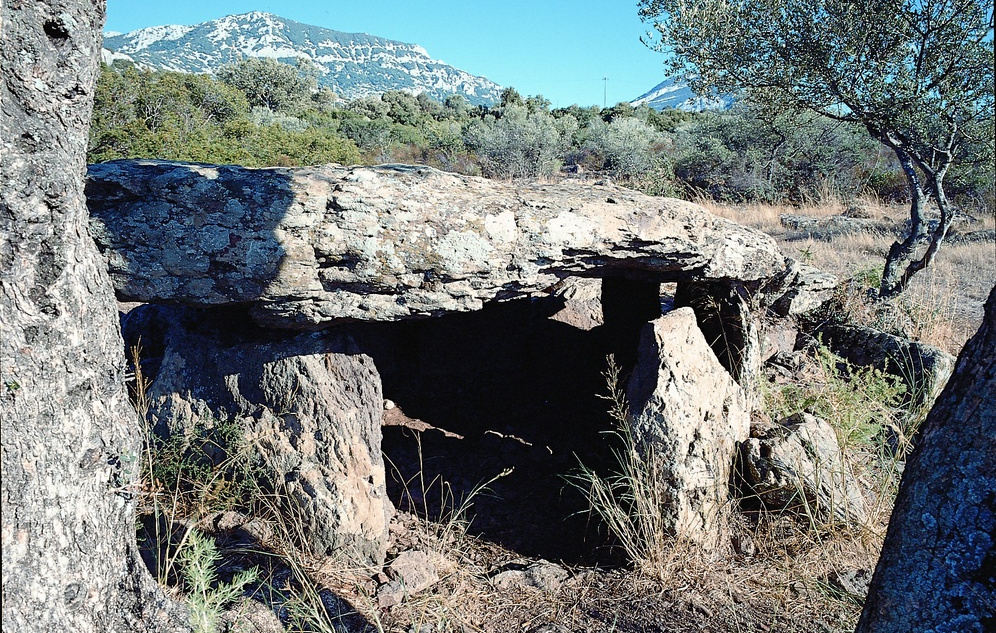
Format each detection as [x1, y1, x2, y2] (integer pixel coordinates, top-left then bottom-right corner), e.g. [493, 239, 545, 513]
[89, 58, 995, 212]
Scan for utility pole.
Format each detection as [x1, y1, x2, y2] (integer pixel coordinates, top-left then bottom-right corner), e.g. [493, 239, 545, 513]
[602, 77, 608, 109]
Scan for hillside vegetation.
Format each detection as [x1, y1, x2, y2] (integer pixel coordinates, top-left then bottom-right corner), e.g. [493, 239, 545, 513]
[89, 59, 994, 215]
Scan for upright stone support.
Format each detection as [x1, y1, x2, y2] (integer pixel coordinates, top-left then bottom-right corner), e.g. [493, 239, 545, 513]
[626, 308, 750, 550]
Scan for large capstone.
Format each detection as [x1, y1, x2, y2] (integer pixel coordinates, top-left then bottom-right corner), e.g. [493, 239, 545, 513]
[86, 160, 788, 330]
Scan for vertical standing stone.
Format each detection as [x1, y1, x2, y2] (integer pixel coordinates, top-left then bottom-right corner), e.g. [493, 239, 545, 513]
[626, 308, 750, 550]
[1, 1, 183, 630]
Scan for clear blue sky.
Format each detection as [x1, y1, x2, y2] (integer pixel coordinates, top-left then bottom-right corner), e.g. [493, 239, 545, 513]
[104, 1, 671, 108]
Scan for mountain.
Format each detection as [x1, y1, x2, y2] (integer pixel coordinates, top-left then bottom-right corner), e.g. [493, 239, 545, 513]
[102, 12, 503, 105]
[630, 76, 734, 112]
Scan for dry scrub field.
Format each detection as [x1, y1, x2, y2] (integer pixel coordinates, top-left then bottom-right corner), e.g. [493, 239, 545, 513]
[702, 197, 996, 357]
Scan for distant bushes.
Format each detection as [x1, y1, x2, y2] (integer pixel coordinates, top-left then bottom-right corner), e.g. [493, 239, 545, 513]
[89, 62, 360, 167]
[89, 59, 994, 214]
[464, 105, 575, 179]
[667, 107, 879, 203]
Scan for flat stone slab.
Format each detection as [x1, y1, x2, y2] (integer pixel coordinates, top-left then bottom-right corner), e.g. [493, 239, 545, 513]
[87, 160, 786, 329]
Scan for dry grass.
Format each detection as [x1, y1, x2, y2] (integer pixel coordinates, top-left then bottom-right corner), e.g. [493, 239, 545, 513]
[342, 511, 881, 633]
[703, 197, 995, 356]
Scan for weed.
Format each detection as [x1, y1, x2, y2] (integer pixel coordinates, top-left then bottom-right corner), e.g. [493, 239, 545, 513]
[760, 343, 916, 532]
[180, 529, 260, 633]
[850, 263, 882, 290]
[764, 345, 905, 451]
[567, 357, 707, 582]
[146, 417, 270, 515]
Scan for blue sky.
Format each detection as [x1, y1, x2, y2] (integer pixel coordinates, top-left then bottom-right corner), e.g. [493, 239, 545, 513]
[104, 1, 671, 108]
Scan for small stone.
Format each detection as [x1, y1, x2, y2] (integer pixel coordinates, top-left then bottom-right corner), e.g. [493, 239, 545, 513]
[491, 560, 569, 592]
[381, 550, 439, 601]
[376, 581, 404, 608]
[740, 412, 867, 527]
[384, 399, 396, 410]
[828, 568, 872, 601]
[731, 533, 755, 558]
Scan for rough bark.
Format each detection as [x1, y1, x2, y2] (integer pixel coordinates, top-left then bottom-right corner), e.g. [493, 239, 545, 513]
[857, 285, 996, 632]
[1, 2, 184, 631]
[878, 144, 955, 299]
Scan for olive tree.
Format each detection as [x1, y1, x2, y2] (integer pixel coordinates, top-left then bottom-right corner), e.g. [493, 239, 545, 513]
[464, 105, 575, 179]
[217, 56, 317, 114]
[639, 0, 994, 297]
[582, 117, 664, 179]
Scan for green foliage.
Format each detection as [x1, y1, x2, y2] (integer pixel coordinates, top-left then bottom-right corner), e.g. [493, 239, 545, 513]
[640, 0, 995, 294]
[464, 105, 571, 178]
[89, 63, 360, 167]
[216, 56, 317, 114]
[180, 529, 259, 633]
[499, 87, 525, 108]
[764, 345, 906, 450]
[581, 116, 664, 178]
[89, 59, 990, 218]
[147, 417, 270, 513]
[669, 106, 877, 203]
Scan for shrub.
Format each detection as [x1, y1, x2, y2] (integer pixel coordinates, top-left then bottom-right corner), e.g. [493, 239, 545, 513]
[582, 117, 664, 179]
[669, 106, 877, 203]
[464, 105, 571, 179]
[764, 345, 908, 451]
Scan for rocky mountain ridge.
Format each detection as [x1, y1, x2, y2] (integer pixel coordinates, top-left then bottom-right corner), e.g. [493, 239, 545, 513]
[102, 11, 503, 105]
[630, 76, 734, 112]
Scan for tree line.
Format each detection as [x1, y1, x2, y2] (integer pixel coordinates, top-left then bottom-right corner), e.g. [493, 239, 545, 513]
[88, 57, 995, 213]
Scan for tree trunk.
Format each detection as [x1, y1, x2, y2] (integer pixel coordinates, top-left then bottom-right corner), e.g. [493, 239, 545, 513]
[856, 285, 996, 632]
[1, 1, 184, 631]
[879, 146, 931, 298]
[879, 145, 954, 299]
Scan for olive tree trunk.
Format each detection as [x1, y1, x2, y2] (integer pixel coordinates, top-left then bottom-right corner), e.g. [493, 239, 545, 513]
[878, 142, 955, 299]
[857, 284, 996, 632]
[1, 1, 184, 631]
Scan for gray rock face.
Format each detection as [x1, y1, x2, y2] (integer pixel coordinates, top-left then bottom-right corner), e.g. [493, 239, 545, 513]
[626, 308, 751, 549]
[740, 413, 866, 527]
[770, 259, 838, 316]
[858, 285, 996, 633]
[128, 306, 391, 565]
[817, 324, 955, 412]
[675, 280, 762, 389]
[779, 213, 895, 239]
[547, 277, 603, 331]
[86, 160, 787, 330]
[1, 2, 183, 631]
